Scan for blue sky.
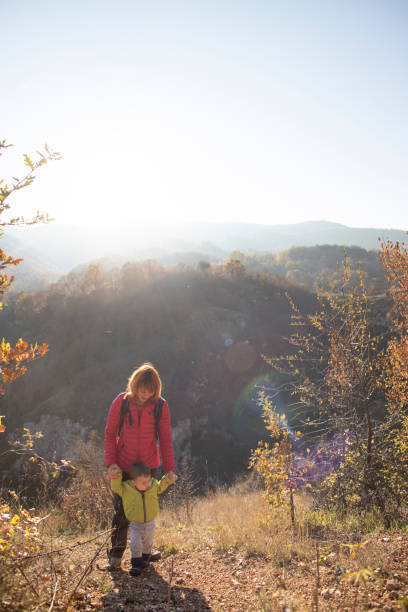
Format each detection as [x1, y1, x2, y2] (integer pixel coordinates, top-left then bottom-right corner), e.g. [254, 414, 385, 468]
[2, 1, 407, 229]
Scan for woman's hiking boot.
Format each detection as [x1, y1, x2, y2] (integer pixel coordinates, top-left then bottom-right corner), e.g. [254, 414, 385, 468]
[141, 553, 151, 567]
[129, 557, 143, 576]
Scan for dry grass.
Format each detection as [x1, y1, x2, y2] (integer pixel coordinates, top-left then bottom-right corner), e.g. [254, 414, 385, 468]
[157, 480, 316, 566]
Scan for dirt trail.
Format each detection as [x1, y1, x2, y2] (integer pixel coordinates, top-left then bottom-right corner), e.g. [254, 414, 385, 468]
[94, 538, 408, 611]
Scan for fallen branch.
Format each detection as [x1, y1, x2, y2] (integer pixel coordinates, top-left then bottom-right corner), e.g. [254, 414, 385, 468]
[313, 541, 320, 612]
[9, 528, 113, 567]
[48, 576, 60, 612]
[167, 557, 175, 606]
[17, 565, 40, 598]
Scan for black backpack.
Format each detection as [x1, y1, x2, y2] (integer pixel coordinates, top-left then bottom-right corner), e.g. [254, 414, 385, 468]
[117, 396, 164, 441]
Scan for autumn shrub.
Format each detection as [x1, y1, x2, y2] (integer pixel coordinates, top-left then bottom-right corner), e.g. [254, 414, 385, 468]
[249, 391, 310, 528]
[0, 487, 114, 610]
[313, 418, 408, 527]
[0, 428, 77, 609]
[57, 470, 111, 533]
[0, 498, 42, 609]
[1, 427, 76, 509]
[57, 432, 112, 532]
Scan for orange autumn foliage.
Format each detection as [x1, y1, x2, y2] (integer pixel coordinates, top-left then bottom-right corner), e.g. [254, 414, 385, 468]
[379, 238, 408, 412]
[0, 338, 49, 395]
[0, 140, 60, 402]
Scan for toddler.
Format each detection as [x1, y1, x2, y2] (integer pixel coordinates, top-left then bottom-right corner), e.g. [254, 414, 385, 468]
[110, 462, 177, 576]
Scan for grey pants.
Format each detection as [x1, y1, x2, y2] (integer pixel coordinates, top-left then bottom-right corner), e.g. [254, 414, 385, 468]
[129, 518, 157, 558]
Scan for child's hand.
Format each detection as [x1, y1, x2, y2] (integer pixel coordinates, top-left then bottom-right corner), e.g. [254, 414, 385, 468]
[167, 471, 178, 484]
[107, 464, 121, 478]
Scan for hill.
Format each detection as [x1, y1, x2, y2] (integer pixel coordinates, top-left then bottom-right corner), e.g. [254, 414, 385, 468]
[1, 263, 319, 481]
[4, 220, 406, 286]
[225, 244, 388, 293]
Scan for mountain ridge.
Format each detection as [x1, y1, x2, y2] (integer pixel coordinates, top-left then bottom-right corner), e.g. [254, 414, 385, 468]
[4, 219, 407, 281]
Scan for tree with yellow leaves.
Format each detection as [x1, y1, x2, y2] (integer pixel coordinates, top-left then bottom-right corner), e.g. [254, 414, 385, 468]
[249, 391, 309, 528]
[254, 256, 408, 524]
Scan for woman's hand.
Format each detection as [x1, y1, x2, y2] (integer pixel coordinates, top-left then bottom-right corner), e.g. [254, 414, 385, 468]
[107, 464, 121, 477]
[167, 471, 178, 484]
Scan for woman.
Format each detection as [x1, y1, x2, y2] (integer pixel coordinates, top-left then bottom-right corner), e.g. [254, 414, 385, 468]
[104, 362, 175, 570]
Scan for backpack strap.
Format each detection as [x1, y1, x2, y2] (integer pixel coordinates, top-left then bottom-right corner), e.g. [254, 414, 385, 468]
[117, 397, 132, 438]
[154, 397, 164, 441]
[118, 396, 164, 440]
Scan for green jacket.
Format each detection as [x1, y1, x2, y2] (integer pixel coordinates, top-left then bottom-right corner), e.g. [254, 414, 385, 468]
[110, 472, 170, 523]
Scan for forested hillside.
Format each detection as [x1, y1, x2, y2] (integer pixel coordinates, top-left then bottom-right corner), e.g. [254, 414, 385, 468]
[1, 262, 320, 480]
[227, 244, 387, 293]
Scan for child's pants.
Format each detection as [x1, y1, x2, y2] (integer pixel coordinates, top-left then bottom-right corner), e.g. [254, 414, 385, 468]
[129, 518, 156, 557]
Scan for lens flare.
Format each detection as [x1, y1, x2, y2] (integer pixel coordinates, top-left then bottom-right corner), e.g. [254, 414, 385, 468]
[232, 374, 296, 442]
[233, 376, 353, 488]
[225, 341, 257, 373]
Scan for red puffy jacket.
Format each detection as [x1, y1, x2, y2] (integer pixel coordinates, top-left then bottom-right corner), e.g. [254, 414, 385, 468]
[105, 393, 175, 474]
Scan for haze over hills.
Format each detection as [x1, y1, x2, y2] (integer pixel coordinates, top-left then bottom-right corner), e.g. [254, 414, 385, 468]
[4, 220, 407, 287]
[0, 233, 63, 292]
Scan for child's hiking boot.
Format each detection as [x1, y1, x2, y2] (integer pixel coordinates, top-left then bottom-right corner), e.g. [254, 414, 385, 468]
[149, 549, 161, 562]
[141, 553, 151, 567]
[104, 556, 122, 571]
[129, 557, 143, 576]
